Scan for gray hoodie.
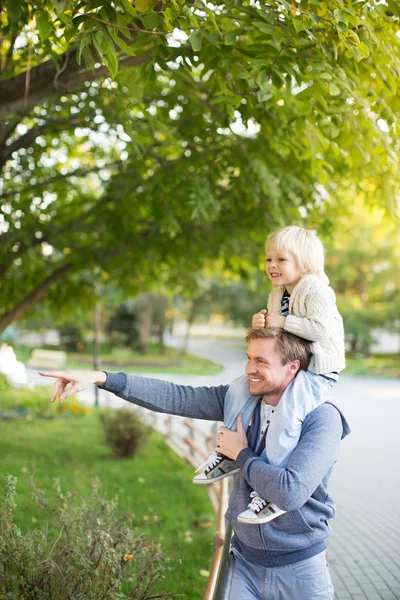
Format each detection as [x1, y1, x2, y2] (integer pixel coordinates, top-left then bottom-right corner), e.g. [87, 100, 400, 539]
[103, 371, 350, 567]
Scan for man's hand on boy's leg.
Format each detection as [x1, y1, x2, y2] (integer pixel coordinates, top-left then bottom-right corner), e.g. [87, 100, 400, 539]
[216, 414, 248, 460]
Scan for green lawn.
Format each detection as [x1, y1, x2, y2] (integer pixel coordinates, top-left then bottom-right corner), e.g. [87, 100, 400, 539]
[15, 342, 223, 375]
[0, 413, 216, 599]
[344, 352, 400, 379]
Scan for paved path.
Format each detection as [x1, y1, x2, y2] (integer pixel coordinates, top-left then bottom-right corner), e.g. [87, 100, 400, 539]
[30, 337, 400, 599]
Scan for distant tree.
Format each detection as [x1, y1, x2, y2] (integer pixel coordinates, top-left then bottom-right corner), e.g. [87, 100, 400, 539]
[325, 198, 400, 353]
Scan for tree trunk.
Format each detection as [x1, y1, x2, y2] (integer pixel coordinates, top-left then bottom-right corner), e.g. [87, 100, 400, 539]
[0, 262, 74, 335]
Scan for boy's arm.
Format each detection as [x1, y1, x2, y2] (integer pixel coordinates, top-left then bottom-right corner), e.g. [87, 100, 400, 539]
[236, 403, 343, 511]
[284, 284, 338, 342]
[103, 372, 228, 422]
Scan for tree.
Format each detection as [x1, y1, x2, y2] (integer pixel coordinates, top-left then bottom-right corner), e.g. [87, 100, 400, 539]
[325, 197, 400, 353]
[1, 1, 400, 334]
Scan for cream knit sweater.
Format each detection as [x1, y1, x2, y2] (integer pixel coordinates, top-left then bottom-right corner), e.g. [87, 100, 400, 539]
[267, 274, 346, 374]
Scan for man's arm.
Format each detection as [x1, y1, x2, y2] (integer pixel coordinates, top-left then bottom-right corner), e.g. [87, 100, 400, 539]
[236, 403, 343, 511]
[39, 369, 228, 422]
[103, 372, 228, 421]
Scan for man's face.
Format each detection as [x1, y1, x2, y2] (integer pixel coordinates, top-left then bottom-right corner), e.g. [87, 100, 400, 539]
[245, 337, 299, 401]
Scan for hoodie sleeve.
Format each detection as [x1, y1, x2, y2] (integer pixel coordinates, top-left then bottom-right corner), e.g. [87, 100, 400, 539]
[103, 372, 228, 422]
[237, 403, 343, 511]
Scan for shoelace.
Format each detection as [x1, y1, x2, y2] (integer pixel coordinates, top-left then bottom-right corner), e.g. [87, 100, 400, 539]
[195, 451, 222, 473]
[247, 491, 267, 513]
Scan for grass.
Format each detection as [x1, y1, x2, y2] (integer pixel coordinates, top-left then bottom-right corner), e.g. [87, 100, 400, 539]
[344, 352, 400, 379]
[15, 341, 223, 375]
[0, 411, 216, 599]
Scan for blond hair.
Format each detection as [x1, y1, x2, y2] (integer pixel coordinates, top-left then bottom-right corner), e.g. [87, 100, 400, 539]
[266, 226, 329, 284]
[245, 327, 311, 371]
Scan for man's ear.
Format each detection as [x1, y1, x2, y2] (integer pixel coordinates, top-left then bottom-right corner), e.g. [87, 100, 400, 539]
[288, 360, 300, 375]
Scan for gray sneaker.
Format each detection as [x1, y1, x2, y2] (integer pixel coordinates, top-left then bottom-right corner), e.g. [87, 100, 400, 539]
[237, 491, 286, 524]
[193, 451, 240, 484]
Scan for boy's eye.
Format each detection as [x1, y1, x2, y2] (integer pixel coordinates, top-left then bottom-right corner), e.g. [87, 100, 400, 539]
[279, 258, 286, 262]
[266, 258, 271, 262]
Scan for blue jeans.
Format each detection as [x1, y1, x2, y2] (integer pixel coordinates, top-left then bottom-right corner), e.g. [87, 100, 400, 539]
[228, 550, 334, 600]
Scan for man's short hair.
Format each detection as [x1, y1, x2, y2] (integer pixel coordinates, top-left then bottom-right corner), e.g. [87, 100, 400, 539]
[245, 327, 311, 371]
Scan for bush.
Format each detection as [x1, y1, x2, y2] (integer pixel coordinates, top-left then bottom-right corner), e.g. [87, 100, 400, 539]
[0, 475, 172, 600]
[0, 373, 11, 392]
[0, 385, 89, 419]
[100, 408, 149, 458]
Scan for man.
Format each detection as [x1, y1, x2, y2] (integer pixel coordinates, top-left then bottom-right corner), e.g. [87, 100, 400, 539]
[40, 327, 350, 600]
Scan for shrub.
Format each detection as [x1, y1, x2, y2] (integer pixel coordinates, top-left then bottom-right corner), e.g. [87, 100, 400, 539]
[0, 373, 11, 392]
[0, 385, 90, 419]
[0, 475, 173, 600]
[100, 408, 149, 458]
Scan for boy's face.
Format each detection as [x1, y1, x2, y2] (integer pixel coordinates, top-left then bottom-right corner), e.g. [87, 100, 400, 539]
[265, 244, 303, 293]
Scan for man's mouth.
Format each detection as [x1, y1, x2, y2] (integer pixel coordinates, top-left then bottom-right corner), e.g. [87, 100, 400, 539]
[249, 378, 263, 383]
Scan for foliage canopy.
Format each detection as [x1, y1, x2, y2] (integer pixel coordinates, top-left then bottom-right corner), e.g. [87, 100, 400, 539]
[0, 0, 399, 331]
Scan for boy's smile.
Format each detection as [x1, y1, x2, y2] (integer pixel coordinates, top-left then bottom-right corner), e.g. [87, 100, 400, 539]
[265, 245, 303, 294]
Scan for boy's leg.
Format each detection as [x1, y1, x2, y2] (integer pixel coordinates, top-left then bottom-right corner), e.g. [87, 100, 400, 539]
[193, 451, 240, 484]
[237, 492, 286, 524]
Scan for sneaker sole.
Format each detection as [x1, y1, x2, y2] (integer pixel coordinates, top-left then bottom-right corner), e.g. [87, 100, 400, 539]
[192, 467, 241, 484]
[237, 511, 285, 524]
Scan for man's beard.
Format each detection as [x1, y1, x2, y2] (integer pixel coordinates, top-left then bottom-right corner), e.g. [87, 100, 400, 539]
[249, 377, 286, 399]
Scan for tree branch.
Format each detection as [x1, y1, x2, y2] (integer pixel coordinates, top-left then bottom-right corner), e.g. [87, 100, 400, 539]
[0, 48, 152, 121]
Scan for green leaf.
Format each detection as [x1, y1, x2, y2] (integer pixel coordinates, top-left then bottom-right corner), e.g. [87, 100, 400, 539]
[345, 31, 360, 48]
[36, 11, 53, 40]
[343, 11, 359, 28]
[6, 0, 24, 24]
[93, 30, 118, 78]
[224, 32, 236, 46]
[201, 30, 221, 48]
[336, 21, 348, 33]
[190, 31, 202, 52]
[253, 21, 275, 35]
[293, 18, 311, 33]
[120, 0, 137, 17]
[309, 13, 321, 24]
[109, 29, 137, 57]
[329, 83, 341, 96]
[77, 35, 92, 65]
[387, 0, 400, 17]
[353, 42, 370, 63]
[136, 0, 151, 12]
[140, 12, 160, 29]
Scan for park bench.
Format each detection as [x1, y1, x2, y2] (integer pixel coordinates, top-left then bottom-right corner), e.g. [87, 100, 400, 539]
[27, 349, 66, 369]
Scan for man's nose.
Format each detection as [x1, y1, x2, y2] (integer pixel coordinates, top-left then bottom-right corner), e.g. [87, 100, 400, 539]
[246, 362, 256, 374]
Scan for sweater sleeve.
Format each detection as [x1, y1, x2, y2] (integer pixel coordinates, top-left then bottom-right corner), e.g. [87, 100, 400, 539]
[239, 404, 343, 511]
[103, 372, 228, 422]
[284, 283, 337, 342]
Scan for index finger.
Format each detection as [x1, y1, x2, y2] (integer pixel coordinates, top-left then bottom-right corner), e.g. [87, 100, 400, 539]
[39, 371, 69, 379]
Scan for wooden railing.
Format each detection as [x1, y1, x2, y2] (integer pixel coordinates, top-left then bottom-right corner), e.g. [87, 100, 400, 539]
[138, 409, 233, 600]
